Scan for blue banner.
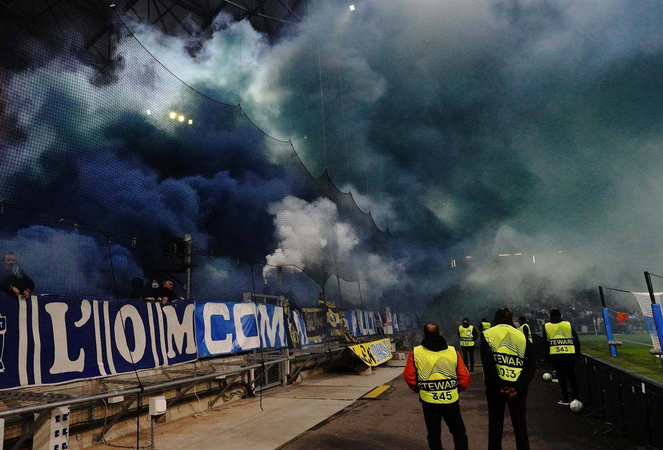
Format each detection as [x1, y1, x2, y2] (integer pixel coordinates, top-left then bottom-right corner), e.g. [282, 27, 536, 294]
[0, 294, 197, 390]
[195, 301, 286, 358]
[0, 293, 416, 389]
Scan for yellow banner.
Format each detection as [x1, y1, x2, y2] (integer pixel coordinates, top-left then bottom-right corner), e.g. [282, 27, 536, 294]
[349, 338, 393, 366]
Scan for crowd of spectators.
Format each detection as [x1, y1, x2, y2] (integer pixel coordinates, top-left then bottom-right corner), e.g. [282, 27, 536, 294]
[129, 277, 183, 304]
[1, 250, 186, 304]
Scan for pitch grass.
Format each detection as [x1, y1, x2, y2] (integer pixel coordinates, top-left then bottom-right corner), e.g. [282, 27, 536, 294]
[580, 333, 663, 383]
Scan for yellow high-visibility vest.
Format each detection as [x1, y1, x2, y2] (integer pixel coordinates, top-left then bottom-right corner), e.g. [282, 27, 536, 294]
[520, 323, 533, 343]
[413, 346, 459, 404]
[482, 322, 491, 331]
[483, 324, 527, 382]
[458, 325, 475, 347]
[545, 321, 575, 355]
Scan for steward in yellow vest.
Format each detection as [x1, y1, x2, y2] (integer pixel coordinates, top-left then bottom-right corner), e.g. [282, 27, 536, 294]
[481, 318, 491, 331]
[544, 309, 581, 405]
[481, 308, 536, 450]
[518, 316, 533, 344]
[458, 318, 478, 372]
[403, 323, 470, 450]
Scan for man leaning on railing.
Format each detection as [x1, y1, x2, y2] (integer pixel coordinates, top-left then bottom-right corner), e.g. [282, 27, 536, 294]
[0, 252, 35, 300]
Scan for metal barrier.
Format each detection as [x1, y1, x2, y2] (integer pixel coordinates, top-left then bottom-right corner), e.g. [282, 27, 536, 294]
[577, 353, 663, 449]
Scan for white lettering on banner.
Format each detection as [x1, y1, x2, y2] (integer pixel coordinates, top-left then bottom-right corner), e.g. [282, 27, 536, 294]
[103, 301, 117, 374]
[367, 311, 376, 335]
[357, 310, 366, 335]
[18, 298, 28, 385]
[146, 303, 160, 366]
[31, 296, 42, 384]
[203, 302, 232, 355]
[258, 304, 284, 347]
[46, 302, 86, 374]
[163, 304, 196, 359]
[114, 305, 146, 364]
[92, 300, 107, 376]
[292, 311, 309, 346]
[154, 303, 169, 367]
[234, 303, 260, 349]
[75, 300, 91, 327]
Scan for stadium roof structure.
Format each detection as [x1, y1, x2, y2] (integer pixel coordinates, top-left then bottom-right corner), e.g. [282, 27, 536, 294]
[1, 0, 307, 67]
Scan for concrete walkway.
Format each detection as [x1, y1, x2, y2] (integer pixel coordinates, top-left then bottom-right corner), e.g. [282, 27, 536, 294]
[280, 368, 601, 450]
[90, 367, 403, 450]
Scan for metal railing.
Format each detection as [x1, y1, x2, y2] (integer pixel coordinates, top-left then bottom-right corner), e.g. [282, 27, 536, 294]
[577, 353, 663, 449]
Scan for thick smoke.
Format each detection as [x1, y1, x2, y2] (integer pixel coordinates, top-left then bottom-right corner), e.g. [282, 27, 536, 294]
[3, 0, 663, 314]
[263, 196, 403, 302]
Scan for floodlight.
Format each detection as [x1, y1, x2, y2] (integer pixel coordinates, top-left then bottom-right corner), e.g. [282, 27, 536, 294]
[146, 109, 151, 115]
[349, 4, 355, 11]
[178, 115, 185, 122]
[498, 254, 509, 257]
[169, 112, 176, 119]
[188, 119, 193, 125]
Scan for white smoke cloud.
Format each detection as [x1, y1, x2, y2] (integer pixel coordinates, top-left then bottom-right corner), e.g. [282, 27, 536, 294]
[263, 195, 404, 303]
[263, 196, 358, 274]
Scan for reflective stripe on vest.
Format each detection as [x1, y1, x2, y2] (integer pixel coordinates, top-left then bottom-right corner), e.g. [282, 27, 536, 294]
[459, 325, 475, 347]
[520, 323, 533, 343]
[482, 324, 527, 382]
[413, 346, 459, 404]
[545, 321, 575, 355]
[482, 322, 491, 331]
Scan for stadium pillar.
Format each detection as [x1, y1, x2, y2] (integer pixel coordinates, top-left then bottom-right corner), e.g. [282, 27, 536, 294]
[644, 272, 663, 370]
[184, 234, 192, 299]
[599, 286, 618, 357]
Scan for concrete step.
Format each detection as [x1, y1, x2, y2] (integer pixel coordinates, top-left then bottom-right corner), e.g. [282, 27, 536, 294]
[386, 359, 406, 367]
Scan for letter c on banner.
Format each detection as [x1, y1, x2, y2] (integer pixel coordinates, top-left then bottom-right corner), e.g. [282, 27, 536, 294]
[203, 302, 232, 354]
[114, 305, 146, 364]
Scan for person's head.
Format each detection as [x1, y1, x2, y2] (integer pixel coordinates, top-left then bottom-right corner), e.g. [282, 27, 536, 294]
[518, 316, 527, 325]
[481, 318, 488, 323]
[462, 317, 469, 327]
[423, 322, 441, 340]
[550, 309, 562, 320]
[3, 252, 17, 268]
[163, 279, 174, 290]
[131, 277, 144, 291]
[494, 308, 514, 325]
[151, 278, 160, 289]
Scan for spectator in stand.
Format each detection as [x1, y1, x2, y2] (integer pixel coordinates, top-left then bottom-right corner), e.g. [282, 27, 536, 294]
[143, 278, 164, 303]
[1, 252, 35, 299]
[129, 277, 144, 299]
[159, 279, 182, 303]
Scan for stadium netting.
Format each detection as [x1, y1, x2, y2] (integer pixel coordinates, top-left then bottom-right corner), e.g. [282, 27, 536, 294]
[0, 4, 398, 301]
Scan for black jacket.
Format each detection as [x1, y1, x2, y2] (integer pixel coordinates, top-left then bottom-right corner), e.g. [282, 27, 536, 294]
[543, 318, 581, 361]
[422, 335, 449, 352]
[481, 325, 536, 393]
[0, 265, 35, 296]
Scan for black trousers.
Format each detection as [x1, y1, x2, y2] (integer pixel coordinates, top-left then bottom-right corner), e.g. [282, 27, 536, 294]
[461, 346, 475, 371]
[422, 401, 469, 450]
[552, 359, 579, 402]
[486, 387, 529, 450]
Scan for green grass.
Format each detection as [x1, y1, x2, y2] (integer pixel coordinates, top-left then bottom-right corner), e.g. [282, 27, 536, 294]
[580, 333, 663, 383]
